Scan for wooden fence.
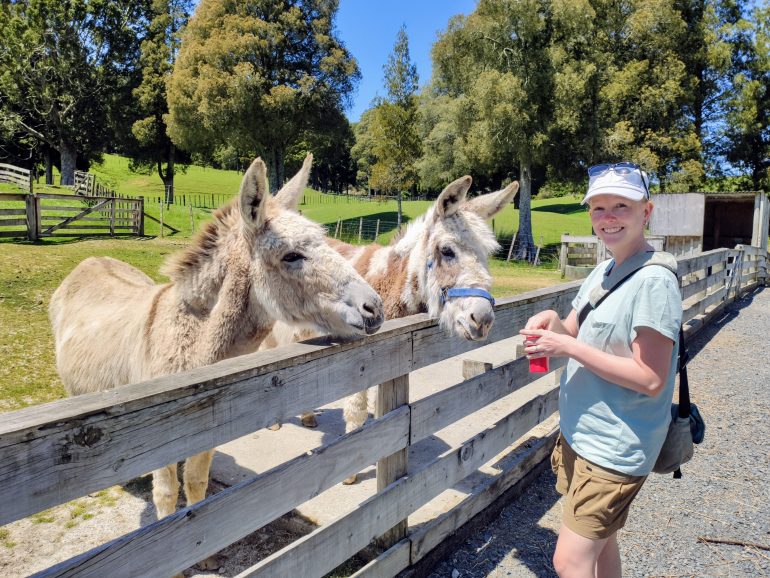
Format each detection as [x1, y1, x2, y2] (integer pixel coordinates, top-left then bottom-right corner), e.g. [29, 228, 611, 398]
[0, 246, 766, 578]
[0, 162, 32, 193]
[0, 193, 144, 240]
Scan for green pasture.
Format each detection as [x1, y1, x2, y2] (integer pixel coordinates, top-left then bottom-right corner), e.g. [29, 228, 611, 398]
[0, 155, 593, 410]
[90, 154, 594, 246]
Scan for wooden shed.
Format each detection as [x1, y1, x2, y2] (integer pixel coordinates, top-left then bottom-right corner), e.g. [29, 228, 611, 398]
[648, 192, 769, 257]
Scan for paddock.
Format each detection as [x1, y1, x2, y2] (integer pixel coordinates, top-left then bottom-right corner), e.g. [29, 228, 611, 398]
[0, 245, 766, 577]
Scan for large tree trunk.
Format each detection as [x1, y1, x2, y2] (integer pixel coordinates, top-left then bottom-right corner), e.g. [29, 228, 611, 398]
[265, 148, 286, 194]
[59, 139, 77, 186]
[514, 159, 536, 261]
[44, 147, 53, 185]
[159, 143, 176, 204]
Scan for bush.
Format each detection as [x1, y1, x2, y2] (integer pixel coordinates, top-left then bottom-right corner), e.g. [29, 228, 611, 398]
[538, 179, 584, 199]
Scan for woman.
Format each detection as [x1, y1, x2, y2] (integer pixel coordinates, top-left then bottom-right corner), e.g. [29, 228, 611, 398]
[521, 163, 682, 578]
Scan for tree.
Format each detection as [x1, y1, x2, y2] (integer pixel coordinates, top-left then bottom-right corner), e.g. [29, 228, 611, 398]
[595, 0, 703, 190]
[294, 108, 356, 193]
[350, 108, 379, 191]
[368, 25, 421, 229]
[130, 0, 193, 203]
[0, 0, 146, 185]
[721, 3, 770, 190]
[430, 0, 554, 260]
[166, 0, 359, 191]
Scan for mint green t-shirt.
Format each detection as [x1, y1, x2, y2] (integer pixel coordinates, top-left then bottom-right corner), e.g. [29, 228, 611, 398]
[560, 257, 683, 476]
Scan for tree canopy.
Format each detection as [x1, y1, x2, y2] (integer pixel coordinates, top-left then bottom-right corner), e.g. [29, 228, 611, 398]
[166, 0, 359, 191]
[0, 0, 146, 184]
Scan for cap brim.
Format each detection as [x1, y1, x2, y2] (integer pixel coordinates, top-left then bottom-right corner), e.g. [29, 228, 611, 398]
[581, 186, 647, 205]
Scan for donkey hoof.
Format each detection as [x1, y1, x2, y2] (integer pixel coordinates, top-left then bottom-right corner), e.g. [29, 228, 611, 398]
[300, 413, 318, 428]
[267, 422, 282, 431]
[342, 474, 358, 485]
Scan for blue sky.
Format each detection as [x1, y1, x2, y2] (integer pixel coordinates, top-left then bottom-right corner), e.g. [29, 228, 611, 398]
[335, 0, 477, 122]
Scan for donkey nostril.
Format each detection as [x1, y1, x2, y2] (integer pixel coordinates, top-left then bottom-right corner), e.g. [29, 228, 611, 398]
[469, 313, 478, 326]
[363, 302, 375, 315]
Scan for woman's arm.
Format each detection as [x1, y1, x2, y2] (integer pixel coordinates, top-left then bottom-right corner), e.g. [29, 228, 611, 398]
[520, 325, 674, 396]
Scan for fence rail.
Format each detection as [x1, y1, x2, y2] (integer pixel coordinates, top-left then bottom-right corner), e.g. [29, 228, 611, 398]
[0, 247, 766, 577]
[0, 193, 144, 240]
[0, 163, 32, 193]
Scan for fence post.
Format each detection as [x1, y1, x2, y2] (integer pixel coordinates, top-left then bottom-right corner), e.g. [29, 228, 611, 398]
[160, 201, 164, 239]
[34, 194, 41, 238]
[375, 219, 380, 241]
[138, 198, 145, 236]
[109, 198, 116, 237]
[358, 217, 363, 242]
[375, 374, 409, 548]
[189, 204, 195, 234]
[559, 234, 568, 274]
[25, 194, 38, 241]
[506, 231, 517, 262]
[334, 218, 341, 239]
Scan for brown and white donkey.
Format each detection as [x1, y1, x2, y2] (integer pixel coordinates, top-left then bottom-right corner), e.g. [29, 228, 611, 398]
[263, 175, 519, 482]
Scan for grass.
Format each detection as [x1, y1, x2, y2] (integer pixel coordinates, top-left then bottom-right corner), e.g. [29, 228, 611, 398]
[0, 154, 592, 411]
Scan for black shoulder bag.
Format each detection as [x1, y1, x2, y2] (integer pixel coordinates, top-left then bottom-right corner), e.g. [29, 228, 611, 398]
[576, 259, 705, 478]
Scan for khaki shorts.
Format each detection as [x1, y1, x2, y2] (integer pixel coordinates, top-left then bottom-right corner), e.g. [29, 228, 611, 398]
[551, 434, 647, 540]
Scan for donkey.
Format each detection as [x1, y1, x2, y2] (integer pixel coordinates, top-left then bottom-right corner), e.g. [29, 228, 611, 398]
[263, 176, 519, 482]
[49, 154, 385, 522]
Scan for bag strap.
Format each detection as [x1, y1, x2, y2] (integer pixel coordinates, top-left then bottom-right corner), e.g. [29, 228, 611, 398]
[576, 257, 690, 478]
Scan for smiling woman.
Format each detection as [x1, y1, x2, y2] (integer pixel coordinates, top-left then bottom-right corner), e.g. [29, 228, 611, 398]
[519, 161, 683, 578]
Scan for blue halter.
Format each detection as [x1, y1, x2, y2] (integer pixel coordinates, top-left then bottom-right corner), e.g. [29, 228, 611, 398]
[427, 259, 496, 307]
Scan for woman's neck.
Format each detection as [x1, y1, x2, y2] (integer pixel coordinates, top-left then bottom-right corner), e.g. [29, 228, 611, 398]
[610, 238, 653, 266]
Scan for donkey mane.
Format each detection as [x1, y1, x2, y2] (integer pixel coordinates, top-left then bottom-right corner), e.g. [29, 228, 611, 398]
[161, 199, 240, 283]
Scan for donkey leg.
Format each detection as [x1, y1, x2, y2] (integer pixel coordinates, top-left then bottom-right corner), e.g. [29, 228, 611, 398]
[183, 449, 215, 506]
[342, 390, 370, 484]
[152, 463, 180, 520]
[183, 449, 221, 571]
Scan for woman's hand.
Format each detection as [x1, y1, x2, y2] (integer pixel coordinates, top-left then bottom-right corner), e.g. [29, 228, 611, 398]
[520, 328, 573, 359]
[523, 310, 561, 331]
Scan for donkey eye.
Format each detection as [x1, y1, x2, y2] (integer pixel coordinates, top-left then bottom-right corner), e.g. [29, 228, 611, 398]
[282, 252, 305, 263]
[440, 246, 456, 259]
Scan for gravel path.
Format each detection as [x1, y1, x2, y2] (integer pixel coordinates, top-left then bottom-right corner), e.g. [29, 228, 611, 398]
[427, 286, 770, 578]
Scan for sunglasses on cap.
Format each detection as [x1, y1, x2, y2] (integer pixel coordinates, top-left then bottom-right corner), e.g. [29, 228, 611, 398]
[587, 162, 649, 198]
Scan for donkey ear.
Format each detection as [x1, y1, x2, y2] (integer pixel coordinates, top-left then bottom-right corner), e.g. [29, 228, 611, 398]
[463, 181, 519, 220]
[435, 175, 472, 219]
[239, 157, 270, 230]
[275, 153, 313, 211]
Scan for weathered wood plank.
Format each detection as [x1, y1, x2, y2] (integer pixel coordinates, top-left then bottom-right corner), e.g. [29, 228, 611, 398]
[410, 423, 559, 563]
[562, 235, 599, 244]
[238, 384, 560, 578]
[681, 268, 727, 301]
[676, 249, 728, 277]
[0, 208, 26, 215]
[0, 218, 27, 226]
[410, 355, 566, 444]
[34, 407, 410, 578]
[375, 375, 409, 547]
[0, 230, 26, 237]
[0, 330, 413, 525]
[0, 193, 27, 202]
[351, 540, 410, 578]
[683, 286, 726, 323]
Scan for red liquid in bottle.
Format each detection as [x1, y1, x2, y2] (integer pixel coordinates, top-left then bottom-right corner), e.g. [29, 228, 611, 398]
[529, 356, 549, 373]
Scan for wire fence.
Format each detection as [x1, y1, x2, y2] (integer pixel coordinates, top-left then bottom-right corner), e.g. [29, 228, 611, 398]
[328, 216, 560, 267]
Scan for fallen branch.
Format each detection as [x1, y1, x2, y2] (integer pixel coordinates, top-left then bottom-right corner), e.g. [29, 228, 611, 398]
[697, 536, 770, 551]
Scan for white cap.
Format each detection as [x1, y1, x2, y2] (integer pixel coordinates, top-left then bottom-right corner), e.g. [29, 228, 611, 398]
[582, 169, 649, 205]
